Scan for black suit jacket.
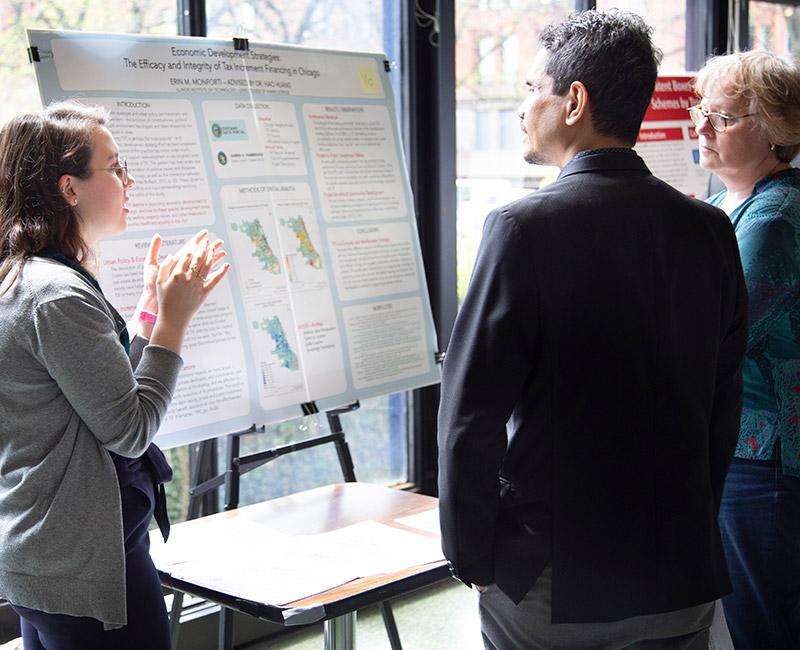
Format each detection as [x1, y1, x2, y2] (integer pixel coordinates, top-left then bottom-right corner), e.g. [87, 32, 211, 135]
[437, 150, 747, 624]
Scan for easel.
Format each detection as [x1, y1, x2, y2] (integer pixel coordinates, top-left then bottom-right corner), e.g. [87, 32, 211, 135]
[167, 402, 404, 650]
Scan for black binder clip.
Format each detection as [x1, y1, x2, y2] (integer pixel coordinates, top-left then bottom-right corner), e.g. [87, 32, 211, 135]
[28, 46, 40, 63]
[435, 351, 446, 364]
[383, 60, 391, 72]
[301, 401, 319, 416]
[233, 37, 250, 52]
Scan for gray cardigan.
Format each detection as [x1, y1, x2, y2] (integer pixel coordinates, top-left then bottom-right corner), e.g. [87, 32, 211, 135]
[0, 257, 182, 627]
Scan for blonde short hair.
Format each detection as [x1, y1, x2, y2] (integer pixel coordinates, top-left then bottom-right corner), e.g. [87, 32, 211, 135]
[694, 50, 800, 162]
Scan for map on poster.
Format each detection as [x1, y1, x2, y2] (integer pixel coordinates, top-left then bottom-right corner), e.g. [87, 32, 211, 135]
[635, 75, 711, 197]
[27, 30, 441, 448]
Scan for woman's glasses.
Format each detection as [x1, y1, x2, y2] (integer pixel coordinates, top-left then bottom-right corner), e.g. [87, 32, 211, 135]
[93, 158, 128, 185]
[687, 106, 755, 133]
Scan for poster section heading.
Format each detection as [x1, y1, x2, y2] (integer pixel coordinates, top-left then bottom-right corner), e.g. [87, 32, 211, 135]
[634, 75, 710, 198]
[28, 30, 440, 448]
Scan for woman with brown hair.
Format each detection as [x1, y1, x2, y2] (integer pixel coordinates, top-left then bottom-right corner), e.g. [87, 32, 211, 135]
[692, 50, 800, 649]
[0, 101, 229, 649]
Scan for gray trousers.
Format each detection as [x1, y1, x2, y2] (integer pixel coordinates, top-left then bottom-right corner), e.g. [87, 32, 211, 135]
[479, 565, 715, 650]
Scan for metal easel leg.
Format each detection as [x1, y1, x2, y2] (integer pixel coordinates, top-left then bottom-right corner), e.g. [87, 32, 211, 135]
[324, 612, 356, 650]
[379, 601, 402, 650]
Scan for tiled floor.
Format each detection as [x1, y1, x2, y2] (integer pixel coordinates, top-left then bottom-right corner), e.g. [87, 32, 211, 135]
[245, 579, 484, 650]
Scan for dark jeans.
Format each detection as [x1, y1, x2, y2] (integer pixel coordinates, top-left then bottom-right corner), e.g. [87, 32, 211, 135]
[12, 480, 170, 650]
[720, 457, 800, 650]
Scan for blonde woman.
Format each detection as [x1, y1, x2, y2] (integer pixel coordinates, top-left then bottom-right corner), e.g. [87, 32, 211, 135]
[691, 51, 800, 649]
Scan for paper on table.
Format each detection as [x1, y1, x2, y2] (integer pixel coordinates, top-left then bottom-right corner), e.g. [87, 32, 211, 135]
[151, 516, 287, 567]
[309, 520, 444, 579]
[394, 508, 440, 535]
[151, 518, 445, 606]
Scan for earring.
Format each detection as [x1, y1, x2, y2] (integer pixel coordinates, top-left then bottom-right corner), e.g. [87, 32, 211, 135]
[770, 143, 776, 151]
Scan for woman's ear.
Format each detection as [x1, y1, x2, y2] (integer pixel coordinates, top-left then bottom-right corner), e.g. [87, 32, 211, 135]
[58, 174, 78, 207]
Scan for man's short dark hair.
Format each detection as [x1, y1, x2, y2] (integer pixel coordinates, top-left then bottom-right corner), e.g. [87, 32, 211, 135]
[540, 9, 662, 145]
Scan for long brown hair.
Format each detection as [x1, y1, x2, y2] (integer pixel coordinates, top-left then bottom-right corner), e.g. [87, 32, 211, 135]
[0, 101, 109, 293]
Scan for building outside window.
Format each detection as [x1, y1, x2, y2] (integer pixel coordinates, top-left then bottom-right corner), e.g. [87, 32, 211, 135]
[749, 1, 800, 55]
[502, 34, 519, 82]
[478, 35, 497, 83]
[455, 0, 573, 302]
[595, 0, 687, 70]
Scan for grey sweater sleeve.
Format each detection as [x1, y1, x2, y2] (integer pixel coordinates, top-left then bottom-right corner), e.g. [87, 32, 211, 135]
[129, 334, 148, 370]
[32, 295, 183, 458]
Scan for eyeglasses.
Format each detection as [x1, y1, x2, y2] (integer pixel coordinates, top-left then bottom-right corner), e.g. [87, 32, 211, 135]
[93, 158, 128, 185]
[687, 105, 755, 133]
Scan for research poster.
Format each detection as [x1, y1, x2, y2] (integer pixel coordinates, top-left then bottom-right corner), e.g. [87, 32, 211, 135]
[635, 75, 711, 197]
[27, 30, 441, 448]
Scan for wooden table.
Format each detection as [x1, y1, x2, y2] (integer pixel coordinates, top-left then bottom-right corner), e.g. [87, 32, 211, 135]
[151, 482, 450, 650]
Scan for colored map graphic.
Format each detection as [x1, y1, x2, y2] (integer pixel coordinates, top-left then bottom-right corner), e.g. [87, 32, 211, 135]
[231, 219, 281, 274]
[254, 316, 299, 370]
[281, 216, 322, 270]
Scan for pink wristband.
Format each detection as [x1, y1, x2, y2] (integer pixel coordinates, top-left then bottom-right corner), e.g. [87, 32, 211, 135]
[139, 310, 158, 324]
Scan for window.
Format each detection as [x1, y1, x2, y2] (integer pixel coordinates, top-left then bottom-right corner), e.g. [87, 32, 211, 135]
[749, 1, 800, 55]
[0, 0, 177, 127]
[595, 0, 687, 71]
[206, 0, 385, 52]
[499, 109, 519, 149]
[478, 36, 497, 82]
[455, 0, 573, 303]
[502, 34, 519, 83]
[474, 109, 491, 150]
[217, 394, 408, 508]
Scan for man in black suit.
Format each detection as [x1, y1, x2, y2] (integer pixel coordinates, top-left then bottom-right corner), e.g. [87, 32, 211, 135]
[437, 10, 747, 649]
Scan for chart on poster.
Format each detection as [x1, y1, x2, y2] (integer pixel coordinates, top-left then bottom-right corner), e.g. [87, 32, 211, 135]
[27, 30, 440, 448]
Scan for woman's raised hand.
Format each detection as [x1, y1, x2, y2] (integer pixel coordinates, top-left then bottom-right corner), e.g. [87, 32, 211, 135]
[138, 233, 162, 314]
[172, 229, 227, 272]
[149, 231, 231, 354]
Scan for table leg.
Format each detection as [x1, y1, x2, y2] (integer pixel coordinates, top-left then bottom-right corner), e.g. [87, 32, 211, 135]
[218, 606, 234, 650]
[169, 591, 184, 649]
[324, 612, 356, 650]
[379, 601, 402, 649]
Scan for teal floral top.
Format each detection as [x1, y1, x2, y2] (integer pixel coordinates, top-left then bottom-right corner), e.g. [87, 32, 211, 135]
[708, 168, 800, 477]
